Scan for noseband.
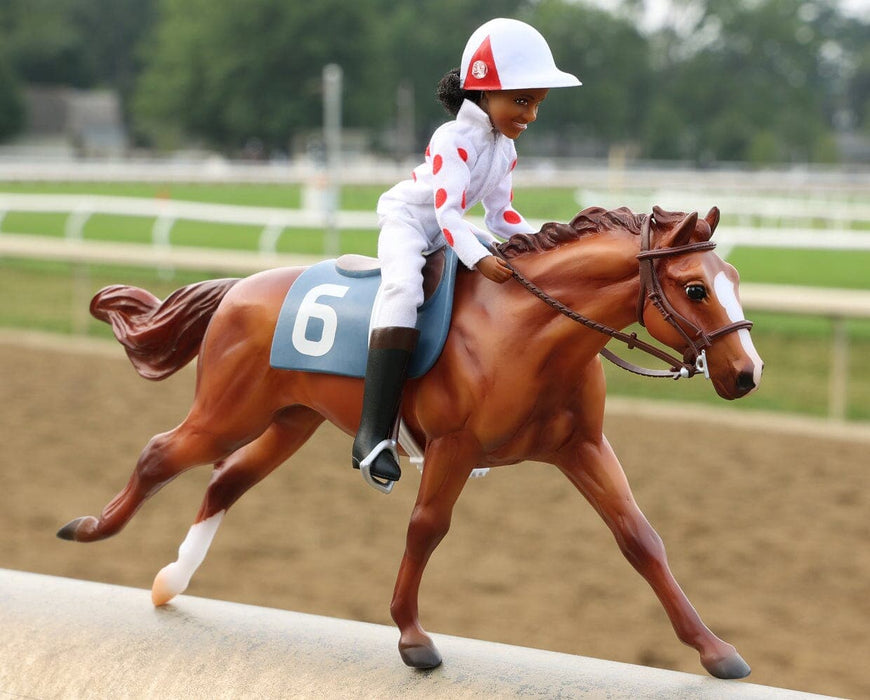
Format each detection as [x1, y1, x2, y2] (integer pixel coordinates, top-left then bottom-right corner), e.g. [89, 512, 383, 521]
[499, 212, 754, 380]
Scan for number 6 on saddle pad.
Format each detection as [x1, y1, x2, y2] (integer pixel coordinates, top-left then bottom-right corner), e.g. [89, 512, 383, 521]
[270, 247, 458, 378]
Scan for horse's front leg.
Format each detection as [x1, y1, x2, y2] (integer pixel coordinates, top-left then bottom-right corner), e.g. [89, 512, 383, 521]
[390, 431, 477, 669]
[556, 436, 751, 680]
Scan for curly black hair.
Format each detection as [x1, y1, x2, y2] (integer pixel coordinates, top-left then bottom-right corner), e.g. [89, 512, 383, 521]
[436, 68, 482, 116]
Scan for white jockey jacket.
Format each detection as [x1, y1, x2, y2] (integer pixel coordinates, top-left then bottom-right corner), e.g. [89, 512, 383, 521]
[376, 99, 535, 270]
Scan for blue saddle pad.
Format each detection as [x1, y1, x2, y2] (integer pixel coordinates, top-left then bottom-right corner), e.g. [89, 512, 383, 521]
[270, 248, 458, 378]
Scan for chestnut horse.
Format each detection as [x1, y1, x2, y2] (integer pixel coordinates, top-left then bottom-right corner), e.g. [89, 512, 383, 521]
[58, 206, 762, 679]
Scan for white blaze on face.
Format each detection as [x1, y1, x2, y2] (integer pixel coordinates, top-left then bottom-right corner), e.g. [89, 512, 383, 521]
[713, 271, 763, 390]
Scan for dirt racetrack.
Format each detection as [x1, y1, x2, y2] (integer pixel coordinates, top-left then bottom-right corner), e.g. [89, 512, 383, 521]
[1, 335, 867, 699]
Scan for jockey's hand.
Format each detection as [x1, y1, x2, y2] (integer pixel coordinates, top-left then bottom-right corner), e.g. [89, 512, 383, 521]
[476, 255, 513, 284]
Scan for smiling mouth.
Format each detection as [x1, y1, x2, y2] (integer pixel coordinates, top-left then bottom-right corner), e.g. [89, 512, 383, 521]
[513, 122, 528, 131]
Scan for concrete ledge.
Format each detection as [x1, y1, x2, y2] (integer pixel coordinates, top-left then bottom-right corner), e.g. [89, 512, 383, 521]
[0, 569, 835, 699]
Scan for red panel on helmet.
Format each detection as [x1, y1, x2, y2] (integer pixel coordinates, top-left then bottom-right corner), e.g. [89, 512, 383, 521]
[463, 36, 502, 90]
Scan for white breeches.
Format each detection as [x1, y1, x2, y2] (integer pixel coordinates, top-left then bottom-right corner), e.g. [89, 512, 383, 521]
[371, 215, 433, 330]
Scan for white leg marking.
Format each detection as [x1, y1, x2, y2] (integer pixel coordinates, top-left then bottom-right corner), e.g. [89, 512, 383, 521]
[152, 511, 224, 605]
[713, 272, 763, 388]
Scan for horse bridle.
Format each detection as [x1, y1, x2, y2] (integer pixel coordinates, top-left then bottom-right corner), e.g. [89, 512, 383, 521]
[498, 212, 754, 380]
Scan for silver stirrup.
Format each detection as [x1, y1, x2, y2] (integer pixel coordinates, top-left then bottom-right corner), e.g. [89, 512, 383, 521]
[358, 439, 398, 495]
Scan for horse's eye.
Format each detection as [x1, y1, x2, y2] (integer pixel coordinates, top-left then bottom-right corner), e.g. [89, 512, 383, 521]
[686, 284, 707, 301]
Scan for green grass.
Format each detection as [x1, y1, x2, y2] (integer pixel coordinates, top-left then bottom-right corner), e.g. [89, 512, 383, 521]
[335, 184, 581, 221]
[0, 258, 210, 336]
[2, 212, 69, 237]
[601, 318, 870, 421]
[0, 181, 302, 208]
[728, 247, 870, 290]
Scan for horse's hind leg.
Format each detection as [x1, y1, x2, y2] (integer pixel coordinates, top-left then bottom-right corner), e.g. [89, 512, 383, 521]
[151, 405, 324, 606]
[57, 413, 265, 543]
[556, 435, 751, 680]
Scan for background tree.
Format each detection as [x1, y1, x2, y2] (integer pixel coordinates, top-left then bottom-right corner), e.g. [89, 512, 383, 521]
[851, 45, 870, 135]
[368, 0, 524, 146]
[0, 0, 154, 91]
[0, 0, 155, 141]
[644, 0, 861, 163]
[521, 0, 653, 157]
[0, 0, 866, 162]
[0, 0, 93, 87]
[133, 0, 385, 152]
[0, 54, 24, 141]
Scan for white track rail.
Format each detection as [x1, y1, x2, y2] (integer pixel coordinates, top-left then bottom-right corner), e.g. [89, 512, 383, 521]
[0, 568, 838, 699]
[2, 193, 870, 257]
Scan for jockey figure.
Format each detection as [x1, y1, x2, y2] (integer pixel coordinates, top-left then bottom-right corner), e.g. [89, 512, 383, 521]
[352, 18, 581, 487]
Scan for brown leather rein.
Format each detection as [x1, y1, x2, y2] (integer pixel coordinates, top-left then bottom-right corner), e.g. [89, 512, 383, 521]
[498, 213, 754, 380]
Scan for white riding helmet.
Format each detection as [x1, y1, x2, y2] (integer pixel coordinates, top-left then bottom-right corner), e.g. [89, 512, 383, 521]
[460, 18, 581, 91]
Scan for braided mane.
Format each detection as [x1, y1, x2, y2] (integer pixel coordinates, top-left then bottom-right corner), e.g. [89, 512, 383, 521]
[498, 206, 651, 259]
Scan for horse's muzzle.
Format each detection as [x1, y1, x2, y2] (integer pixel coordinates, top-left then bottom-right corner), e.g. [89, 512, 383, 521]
[736, 370, 757, 395]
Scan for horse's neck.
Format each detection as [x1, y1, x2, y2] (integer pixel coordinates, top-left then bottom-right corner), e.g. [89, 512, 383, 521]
[513, 233, 640, 332]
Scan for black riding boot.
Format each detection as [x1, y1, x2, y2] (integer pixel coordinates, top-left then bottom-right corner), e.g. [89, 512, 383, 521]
[352, 326, 420, 487]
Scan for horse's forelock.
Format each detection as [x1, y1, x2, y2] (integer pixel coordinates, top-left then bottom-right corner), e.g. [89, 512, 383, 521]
[651, 206, 684, 227]
[696, 218, 713, 241]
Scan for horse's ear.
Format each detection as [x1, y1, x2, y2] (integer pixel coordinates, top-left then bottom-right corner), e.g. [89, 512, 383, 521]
[658, 211, 698, 249]
[705, 206, 720, 233]
[700, 206, 720, 241]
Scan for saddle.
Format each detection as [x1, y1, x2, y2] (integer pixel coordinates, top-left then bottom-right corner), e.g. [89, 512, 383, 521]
[270, 247, 457, 378]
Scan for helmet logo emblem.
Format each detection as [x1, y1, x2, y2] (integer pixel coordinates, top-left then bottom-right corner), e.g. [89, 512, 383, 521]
[471, 60, 488, 80]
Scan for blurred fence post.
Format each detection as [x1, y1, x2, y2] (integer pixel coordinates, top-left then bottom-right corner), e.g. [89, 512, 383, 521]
[323, 64, 342, 258]
[829, 318, 849, 421]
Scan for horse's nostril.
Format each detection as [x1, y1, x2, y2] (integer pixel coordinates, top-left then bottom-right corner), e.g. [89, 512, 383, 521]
[736, 371, 755, 393]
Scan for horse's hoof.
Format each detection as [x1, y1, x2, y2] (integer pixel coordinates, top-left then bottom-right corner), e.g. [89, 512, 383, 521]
[704, 652, 751, 679]
[151, 563, 187, 606]
[399, 643, 443, 669]
[56, 516, 99, 542]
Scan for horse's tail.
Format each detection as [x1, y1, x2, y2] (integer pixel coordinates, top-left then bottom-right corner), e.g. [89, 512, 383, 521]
[90, 278, 241, 380]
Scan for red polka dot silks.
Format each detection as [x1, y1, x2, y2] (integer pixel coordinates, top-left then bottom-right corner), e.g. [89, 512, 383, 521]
[372, 100, 536, 329]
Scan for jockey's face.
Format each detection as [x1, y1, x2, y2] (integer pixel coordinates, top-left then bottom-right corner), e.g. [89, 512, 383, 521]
[481, 88, 549, 140]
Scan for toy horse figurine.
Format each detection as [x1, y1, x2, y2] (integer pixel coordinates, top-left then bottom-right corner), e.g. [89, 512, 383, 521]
[58, 206, 762, 679]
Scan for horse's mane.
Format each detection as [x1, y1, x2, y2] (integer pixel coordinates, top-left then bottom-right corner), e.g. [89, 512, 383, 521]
[498, 206, 662, 259]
